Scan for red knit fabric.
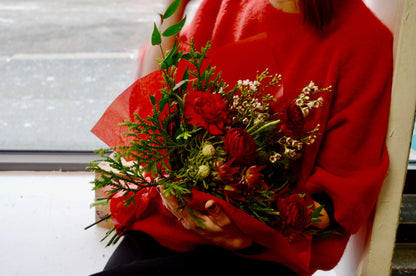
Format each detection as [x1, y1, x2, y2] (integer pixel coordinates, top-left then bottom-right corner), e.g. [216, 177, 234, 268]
[91, 0, 393, 274]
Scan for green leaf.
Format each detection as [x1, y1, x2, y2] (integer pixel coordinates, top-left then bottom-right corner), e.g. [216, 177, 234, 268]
[149, 94, 156, 105]
[180, 68, 190, 93]
[181, 53, 192, 60]
[311, 204, 325, 218]
[163, 0, 181, 19]
[173, 79, 189, 92]
[158, 95, 170, 111]
[160, 41, 181, 69]
[151, 23, 161, 45]
[162, 16, 186, 37]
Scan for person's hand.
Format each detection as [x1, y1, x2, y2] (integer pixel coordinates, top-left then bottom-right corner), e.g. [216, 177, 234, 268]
[312, 201, 330, 229]
[157, 186, 252, 251]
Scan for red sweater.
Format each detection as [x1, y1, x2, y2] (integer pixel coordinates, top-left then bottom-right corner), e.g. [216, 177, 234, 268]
[92, 0, 393, 273]
[180, 0, 392, 271]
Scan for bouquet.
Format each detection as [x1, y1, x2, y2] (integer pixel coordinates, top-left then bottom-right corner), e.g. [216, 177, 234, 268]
[88, 0, 332, 272]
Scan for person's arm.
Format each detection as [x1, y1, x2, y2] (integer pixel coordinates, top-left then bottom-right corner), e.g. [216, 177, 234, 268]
[140, 0, 191, 77]
[305, 29, 393, 235]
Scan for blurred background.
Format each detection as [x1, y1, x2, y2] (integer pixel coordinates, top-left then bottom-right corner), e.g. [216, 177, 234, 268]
[0, 0, 200, 153]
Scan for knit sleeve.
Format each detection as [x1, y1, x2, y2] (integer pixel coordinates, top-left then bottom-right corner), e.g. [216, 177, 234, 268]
[305, 29, 393, 234]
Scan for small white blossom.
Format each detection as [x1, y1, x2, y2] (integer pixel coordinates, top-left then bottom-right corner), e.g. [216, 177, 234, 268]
[269, 152, 282, 163]
[285, 148, 297, 158]
[302, 107, 310, 117]
[307, 102, 315, 109]
[307, 81, 319, 91]
[302, 87, 310, 94]
[197, 165, 211, 178]
[202, 143, 216, 156]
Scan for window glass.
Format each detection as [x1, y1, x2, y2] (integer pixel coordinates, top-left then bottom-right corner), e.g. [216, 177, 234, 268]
[410, 120, 416, 162]
[0, 0, 199, 151]
[1, 0, 414, 164]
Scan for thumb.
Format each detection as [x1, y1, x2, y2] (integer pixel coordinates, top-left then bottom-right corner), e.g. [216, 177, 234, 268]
[205, 200, 231, 227]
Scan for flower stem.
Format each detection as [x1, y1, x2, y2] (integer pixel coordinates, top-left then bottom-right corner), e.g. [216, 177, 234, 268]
[248, 120, 280, 136]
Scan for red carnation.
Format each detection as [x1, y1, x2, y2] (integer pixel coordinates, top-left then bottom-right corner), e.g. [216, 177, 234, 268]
[184, 91, 231, 135]
[281, 102, 305, 138]
[277, 194, 311, 231]
[224, 128, 257, 166]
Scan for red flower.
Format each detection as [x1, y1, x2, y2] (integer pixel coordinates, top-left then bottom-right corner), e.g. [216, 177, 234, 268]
[224, 166, 267, 203]
[281, 102, 305, 138]
[277, 194, 311, 231]
[224, 184, 248, 202]
[215, 159, 240, 183]
[244, 165, 267, 187]
[224, 128, 257, 165]
[184, 91, 231, 135]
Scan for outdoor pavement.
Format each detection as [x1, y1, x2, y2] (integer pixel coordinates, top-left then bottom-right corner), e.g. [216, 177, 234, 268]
[0, 0, 200, 151]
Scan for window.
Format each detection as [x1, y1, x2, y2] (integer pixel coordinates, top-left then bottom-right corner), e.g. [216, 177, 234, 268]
[0, 0, 414, 169]
[0, 0, 200, 170]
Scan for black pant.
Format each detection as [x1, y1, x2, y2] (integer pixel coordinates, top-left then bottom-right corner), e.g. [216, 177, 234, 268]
[91, 231, 298, 276]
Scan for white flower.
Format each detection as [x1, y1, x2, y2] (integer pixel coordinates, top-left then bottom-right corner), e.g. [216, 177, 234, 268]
[313, 101, 321, 108]
[197, 165, 211, 178]
[308, 81, 318, 91]
[292, 141, 303, 150]
[269, 152, 282, 163]
[250, 82, 258, 91]
[302, 87, 310, 94]
[307, 102, 315, 109]
[202, 143, 216, 156]
[285, 148, 297, 158]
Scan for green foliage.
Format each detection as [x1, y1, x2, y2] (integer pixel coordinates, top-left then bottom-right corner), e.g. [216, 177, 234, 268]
[151, 23, 161, 46]
[163, 0, 181, 19]
[162, 17, 186, 37]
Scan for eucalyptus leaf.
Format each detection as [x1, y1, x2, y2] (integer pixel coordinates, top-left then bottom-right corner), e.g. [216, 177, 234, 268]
[163, 0, 181, 19]
[162, 16, 186, 37]
[151, 23, 162, 45]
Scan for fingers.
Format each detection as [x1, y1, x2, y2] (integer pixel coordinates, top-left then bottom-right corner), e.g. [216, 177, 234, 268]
[157, 185, 184, 220]
[312, 201, 330, 229]
[158, 187, 251, 250]
[205, 200, 232, 228]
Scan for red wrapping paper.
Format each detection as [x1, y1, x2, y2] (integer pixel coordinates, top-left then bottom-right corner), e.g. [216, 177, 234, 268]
[92, 33, 313, 275]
